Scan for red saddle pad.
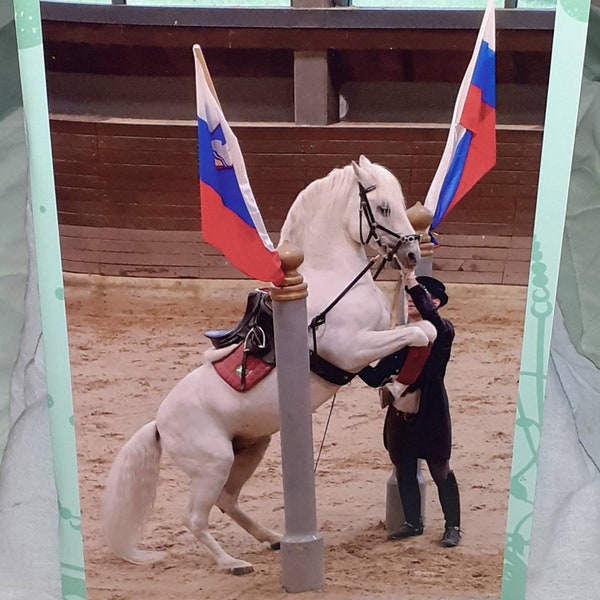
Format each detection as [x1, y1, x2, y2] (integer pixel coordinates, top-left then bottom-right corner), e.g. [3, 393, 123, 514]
[212, 343, 275, 392]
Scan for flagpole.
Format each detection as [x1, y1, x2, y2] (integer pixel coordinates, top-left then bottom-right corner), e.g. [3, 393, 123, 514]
[193, 45, 222, 110]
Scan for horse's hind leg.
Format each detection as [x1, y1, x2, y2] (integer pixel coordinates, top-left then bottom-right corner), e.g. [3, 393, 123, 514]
[216, 435, 282, 548]
[181, 446, 255, 575]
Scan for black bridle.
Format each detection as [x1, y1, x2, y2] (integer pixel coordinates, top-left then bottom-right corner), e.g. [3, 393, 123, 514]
[358, 183, 421, 259]
[308, 182, 420, 347]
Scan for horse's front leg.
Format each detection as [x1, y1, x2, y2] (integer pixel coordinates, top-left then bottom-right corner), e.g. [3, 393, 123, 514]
[342, 321, 436, 372]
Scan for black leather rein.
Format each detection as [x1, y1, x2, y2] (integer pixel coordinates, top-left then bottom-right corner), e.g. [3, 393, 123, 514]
[307, 183, 420, 385]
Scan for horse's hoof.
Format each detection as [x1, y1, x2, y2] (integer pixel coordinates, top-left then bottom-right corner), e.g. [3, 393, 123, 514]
[270, 542, 281, 551]
[231, 565, 254, 576]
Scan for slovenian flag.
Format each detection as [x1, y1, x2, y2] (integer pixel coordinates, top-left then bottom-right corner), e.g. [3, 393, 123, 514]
[193, 45, 284, 285]
[424, 0, 496, 231]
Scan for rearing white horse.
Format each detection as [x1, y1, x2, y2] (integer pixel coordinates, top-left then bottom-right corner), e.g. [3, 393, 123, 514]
[102, 155, 436, 575]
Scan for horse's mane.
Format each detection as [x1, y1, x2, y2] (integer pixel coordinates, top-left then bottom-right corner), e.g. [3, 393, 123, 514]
[279, 164, 353, 251]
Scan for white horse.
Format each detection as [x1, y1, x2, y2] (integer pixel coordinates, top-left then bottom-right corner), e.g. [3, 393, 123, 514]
[102, 155, 436, 575]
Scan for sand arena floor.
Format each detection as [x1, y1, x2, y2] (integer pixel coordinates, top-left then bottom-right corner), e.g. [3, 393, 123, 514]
[65, 274, 526, 600]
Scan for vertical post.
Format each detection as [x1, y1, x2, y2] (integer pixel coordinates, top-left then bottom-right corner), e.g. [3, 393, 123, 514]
[271, 240, 325, 594]
[292, 0, 338, 126]
[293, 51, 339, 125]
[407, 201, 435, 278]
[384, 202, 434, 532]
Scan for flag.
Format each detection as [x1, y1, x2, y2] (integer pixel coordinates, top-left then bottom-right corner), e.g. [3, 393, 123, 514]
[193, 45, 284, 285]
[424, 0, 496, 231]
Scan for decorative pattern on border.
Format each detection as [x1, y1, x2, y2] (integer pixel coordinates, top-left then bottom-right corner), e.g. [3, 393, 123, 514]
[502, 236, 551, 590]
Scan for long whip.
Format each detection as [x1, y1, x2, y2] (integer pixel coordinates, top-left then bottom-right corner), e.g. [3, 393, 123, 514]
[313, 393, 336, 474]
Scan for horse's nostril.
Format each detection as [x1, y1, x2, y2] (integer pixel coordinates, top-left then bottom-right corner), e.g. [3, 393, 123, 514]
[407, 252, 417, 265]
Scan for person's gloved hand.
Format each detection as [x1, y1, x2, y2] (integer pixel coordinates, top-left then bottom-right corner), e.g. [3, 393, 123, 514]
[400, 264, 417, 284]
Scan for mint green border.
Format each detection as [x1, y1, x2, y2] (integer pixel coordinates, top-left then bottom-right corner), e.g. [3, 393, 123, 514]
[7, 1, 590, 599]
[14, 1, 87, 598]
[500, 1, 590, 598]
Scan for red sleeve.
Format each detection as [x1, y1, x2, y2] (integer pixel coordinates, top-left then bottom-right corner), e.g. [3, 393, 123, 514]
[395, 343, 432, 385]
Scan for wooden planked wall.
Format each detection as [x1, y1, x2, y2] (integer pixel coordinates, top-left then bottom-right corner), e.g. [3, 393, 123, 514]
[52, 117, 540, 285]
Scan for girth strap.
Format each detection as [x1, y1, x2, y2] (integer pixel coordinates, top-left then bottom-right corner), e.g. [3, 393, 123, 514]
[309, 350, 357, 386]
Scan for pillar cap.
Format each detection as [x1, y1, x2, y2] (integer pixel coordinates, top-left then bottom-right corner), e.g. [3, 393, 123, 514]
[407, 201, 433, 231]
[407, 201, 435, 258]
[271, 240, 308, 301]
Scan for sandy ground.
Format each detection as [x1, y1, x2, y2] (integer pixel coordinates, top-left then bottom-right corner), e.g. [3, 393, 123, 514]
[64, 274, 526, 600]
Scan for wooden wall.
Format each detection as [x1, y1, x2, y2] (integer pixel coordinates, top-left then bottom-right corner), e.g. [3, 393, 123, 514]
[52, 117, 541, 285]
[43, 5, 551, 286]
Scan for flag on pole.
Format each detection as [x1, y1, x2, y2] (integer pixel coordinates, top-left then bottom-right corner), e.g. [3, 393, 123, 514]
[193, 45, 284, 285]
[424, 0, 496, 231]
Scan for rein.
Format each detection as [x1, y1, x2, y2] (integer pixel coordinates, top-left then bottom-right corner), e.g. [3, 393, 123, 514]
[308, 182, 418, 465]
[308, 182, 419, 352]
[308, 251, 388, 352]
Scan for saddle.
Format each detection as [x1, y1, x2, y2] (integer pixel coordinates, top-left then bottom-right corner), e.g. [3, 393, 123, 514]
[206, 288, 357, 390]
[205, 289, 276, 391]
[205, 289, 275, 361]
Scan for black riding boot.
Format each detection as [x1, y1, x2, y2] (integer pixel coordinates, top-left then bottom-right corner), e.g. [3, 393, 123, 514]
[388, 467, 423, 540]
[437, 470, 461, 547]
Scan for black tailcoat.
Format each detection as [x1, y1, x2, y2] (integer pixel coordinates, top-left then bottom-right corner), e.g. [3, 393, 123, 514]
[358, 284, 455, 461]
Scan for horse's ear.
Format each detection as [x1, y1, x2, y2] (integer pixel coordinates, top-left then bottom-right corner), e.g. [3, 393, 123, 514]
[358, 155, 373, 168]
[352, 159, 371, 185]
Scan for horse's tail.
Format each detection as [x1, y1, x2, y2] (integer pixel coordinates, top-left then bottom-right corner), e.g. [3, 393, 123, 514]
[102, 420, 166, 564]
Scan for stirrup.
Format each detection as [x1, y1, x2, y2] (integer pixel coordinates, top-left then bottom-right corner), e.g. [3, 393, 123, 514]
[205, 289, 272, 350]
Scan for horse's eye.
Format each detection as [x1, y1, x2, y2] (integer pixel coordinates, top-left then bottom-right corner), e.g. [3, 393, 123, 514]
[377, 203, 391, 217]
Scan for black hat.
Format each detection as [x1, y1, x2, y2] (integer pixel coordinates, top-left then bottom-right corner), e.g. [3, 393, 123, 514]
[416, 276, 448, 307]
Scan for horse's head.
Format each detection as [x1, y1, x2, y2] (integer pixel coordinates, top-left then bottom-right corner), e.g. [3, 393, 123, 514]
[349, 155, 420, 268]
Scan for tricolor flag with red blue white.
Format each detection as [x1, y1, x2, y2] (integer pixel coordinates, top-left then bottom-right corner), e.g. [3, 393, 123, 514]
[424, 0, 496, 231]
[193, 45, 284, 285]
